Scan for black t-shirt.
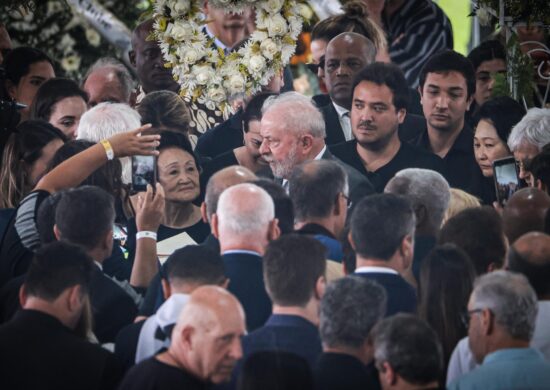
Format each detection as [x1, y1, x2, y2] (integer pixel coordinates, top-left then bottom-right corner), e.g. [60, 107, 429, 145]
[118, 357, 210, 390]
[330, 140, 445, 192]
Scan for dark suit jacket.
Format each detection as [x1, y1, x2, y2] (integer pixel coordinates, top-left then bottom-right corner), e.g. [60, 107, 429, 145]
[0, 309, 124, 390]
[322, 149, 375, 206]
[354, 271, 417, 316]
[195, 109, 244, 159]
[114, 319, 146, 369]
[314, 353, 380, 390]
[223, 252, 272, 331]
[319, 99, 426, 145]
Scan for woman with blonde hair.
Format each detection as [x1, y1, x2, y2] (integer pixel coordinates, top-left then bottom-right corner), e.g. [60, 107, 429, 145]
[442, 188, 481, 226]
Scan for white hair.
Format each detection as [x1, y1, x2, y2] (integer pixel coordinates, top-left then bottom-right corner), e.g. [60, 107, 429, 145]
[385, 168, 451, 229]
[262, 91, 326, 138]
[507, 108, 550, 152]
[77, 102, 141, 184]
[217, 183, 274, 237]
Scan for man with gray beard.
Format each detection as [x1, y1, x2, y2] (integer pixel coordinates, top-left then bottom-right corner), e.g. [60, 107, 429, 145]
[259, 92, 374, 205]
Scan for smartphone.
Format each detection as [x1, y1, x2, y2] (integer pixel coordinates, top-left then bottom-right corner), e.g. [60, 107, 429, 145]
[112, 224, 127, 242]
[132, 155, 157, 193]
[493, 156, 520, 206]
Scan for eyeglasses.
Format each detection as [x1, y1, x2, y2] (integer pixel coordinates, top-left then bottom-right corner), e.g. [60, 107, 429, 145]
[341, 193, 352, 210]
[460, 308, 484, 329]
[306, 57, 325, 75]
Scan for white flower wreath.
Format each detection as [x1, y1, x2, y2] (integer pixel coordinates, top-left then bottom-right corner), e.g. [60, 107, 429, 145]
[153, 0, 307, 111]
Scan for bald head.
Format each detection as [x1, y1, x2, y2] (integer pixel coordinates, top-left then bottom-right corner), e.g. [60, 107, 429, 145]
[509, 232, 550, 299]
[83, 68, 129, 107]
[204, 166, 257, 222]
[170, 286, 245, 383]
[503, 188, 550, 244]
[324, 32, 377, 109]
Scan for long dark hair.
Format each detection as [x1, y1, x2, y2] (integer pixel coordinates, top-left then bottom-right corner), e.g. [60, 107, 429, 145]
[418, 244, 476, 368]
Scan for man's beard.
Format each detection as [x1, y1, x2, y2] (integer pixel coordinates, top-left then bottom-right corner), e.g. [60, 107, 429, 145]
[270, 143, 299, 179]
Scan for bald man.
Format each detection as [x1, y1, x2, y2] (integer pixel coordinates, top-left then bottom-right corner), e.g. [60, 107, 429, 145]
[447, 231, 550, 384]
[83, 58, 134, 107]
[118, 286, 245, 389]
[502, 188, 550, 244]
[212, 183, 280, 330]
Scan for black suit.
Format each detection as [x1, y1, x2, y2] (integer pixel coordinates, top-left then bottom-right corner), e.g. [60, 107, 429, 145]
[318, 98, 427, 145]
[315, 353, 380, 390]
[223, 252, 272, 331]
[0, 309, 124, 390]
[354, 271, 417, 316]
[195, 109, 244, 159]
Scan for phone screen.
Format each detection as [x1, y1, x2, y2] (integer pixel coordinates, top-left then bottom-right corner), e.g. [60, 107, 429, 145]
[132, 155, 156, 193]
[493, 157, 520, 205]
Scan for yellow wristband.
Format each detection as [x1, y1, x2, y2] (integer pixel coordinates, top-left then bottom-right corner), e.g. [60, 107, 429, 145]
[100, 140, 115, 160]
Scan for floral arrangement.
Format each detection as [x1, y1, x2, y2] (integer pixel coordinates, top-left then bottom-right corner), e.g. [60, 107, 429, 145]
[472, 0, 550, 26]
[153, 0, 308, 110]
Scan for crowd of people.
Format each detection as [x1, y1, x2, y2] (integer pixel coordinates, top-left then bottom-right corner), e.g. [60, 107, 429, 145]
[1, 1, 550, 389]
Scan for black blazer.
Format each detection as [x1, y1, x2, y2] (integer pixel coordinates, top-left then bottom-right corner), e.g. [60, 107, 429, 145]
[195, 109, 244, 159]
[0, 309, 124, 390]
[319, 99, 427, 145]
[223, 252, 272, 331]
[315, 353, 381, 390]
[354, 271, 417, 316]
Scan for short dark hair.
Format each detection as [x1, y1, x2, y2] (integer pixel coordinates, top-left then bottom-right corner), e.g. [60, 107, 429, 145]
[3, 46, 54, 86]
[24, 241, 94, 301]
[289, 160, 346, 222]
[418, 244, 476, 365]
[370, 314, 443, 386]
[529, 146, 550, 193]
[350, 194, 415, 260]
[320, 276, 386, 348]
[419, 50, 476, 99]
[48, 140, 123, 199]
[474, 96, 526, 144]
[467, 40, 506, 71]
[55, 186, 115, 251]
[162, 245, 226, 286]
[242, 93, 277, 133]
[263, 234, 327, 306]
[238, 351, 314, 390]
[30, 78, 89, 121]
[252, 179, 294, 234]
[439, 206, 506, 275]
[508, 246, 550, 298]
[352, 62, 410, 111]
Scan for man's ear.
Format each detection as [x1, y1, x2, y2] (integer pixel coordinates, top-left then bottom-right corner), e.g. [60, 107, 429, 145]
[200, 202, 209, 224]
[219, 277, 230, 289]
[481, 308, 494, 336]
[128, 50, 137, 68]
[348, 230, 356, 251]
[211, 213, 220, 239]
[397, 108, 406, 125]
[53, 224, 62, 241]
[314, 275, 326, 300]
[180, 325, 195, 351]
[67, 285, 84, 313]
[466, 94, 474, 112]
[399, 234, 414, 270]
[380, 362, 398, 386]
[161, 279, 171, 300]
[299, 134, 314, 155]
[18, 284, 28, 307]
[268, 218, 281, 241]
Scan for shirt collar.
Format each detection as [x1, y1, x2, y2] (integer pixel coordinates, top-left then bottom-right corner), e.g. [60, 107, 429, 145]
[483, 348, 542, 365]
[332, 102, 350, 119]
[266, 314, 317, 329]
[204, 25, 229, 52]
[314, 145, 327, 161]
[355, 266, 398, 275]
[222, 249, 262, 257]
[94, 261, 103, 271]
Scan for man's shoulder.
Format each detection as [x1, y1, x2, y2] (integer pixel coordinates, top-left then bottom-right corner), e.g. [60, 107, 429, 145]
[119, 357, 203, 390]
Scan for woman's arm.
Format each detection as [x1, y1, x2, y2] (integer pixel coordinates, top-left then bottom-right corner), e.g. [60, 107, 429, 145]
[35, 124, 159, 194]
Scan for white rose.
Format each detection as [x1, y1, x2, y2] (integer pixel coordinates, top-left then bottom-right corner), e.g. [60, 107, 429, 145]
[260, 39, 279, 60]
[281, 43, 295, 63]
[228, 74, 246, 93]
[261, 0, 283, 14]
[195, 66, 214, 85]
[476, 6, 492, 27]
[171, 22, 193, 41]
[85, 28, 101, 47]
[249, 55, 266, 73]
[61, 54, 81, 72]
[183, 48, 201, 63]
[172, 0, 190, 14]
[265, 14, 287, 37]
[251, 30, 269, 43]
[208, 86, 226, 103]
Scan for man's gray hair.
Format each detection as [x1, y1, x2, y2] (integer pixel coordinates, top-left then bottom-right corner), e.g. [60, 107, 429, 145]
[507, 108, 550, 152]
[385, 168, 450, 229]
[472, 270, 538, 341]
[320, 276, 386, 349]
[77, 102, 141, 184]
[82, 57, 135, 102]
[262, 91, 326, 138]
[217, 183, 275, 236]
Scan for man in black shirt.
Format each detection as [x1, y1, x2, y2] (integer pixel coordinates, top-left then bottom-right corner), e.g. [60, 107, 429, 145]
[331, 62, 444, 192]
[413, 50, 484, 195]
[118, 286, 246, 390]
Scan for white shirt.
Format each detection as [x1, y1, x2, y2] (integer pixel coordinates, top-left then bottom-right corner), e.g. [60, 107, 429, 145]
[281, 145, 327, 192]
[333, 102, 353, 141]
[204, 25, 230, 53]
[446, 300, 550, 385]
[355, 266, 399, 275]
